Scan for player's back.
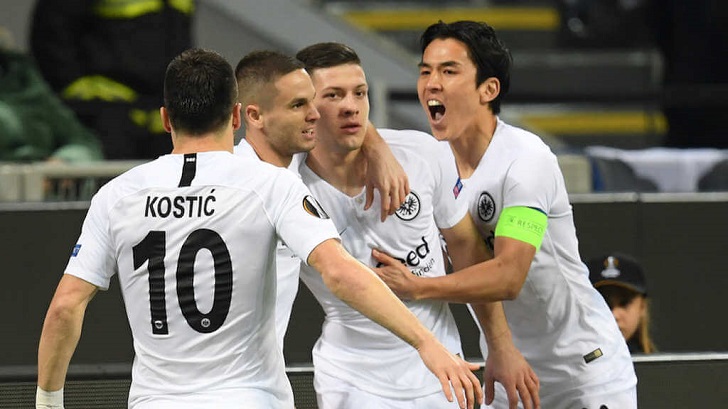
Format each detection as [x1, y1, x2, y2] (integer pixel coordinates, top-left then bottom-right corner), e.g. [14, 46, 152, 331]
[86, 152, 295, 407]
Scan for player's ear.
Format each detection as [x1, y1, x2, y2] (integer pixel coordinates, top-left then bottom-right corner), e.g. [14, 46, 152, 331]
[244, 104, 264, 129]
[478, 77, 500, 106]
[231, 103, 242, 131]
[160, 107, 173, 133]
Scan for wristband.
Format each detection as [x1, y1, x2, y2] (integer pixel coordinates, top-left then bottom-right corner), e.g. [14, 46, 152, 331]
[36, 386, 64, 409]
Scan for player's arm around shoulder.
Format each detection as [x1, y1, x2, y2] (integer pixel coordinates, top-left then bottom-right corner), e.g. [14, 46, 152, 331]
[438, 209, 540, 302]
[431, 211, 532, 302]
[436, 149, 551, 300]
[368, 213, 488, 302]
[307, 238, 483, 409]
[372, 210, 536, 303]
[37, 274, 99, 408]
[361, 123, 409, 219]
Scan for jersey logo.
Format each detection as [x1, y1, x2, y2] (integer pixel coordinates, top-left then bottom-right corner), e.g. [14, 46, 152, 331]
[477, 192, 496, 222]
[453, 177, 463, 199]
[302, 195, 330, 219]
[375, 236, 434, 276]
[395, 191, 421, 221]
[71, 244, 82, 257]
[583, 348, 603, 363]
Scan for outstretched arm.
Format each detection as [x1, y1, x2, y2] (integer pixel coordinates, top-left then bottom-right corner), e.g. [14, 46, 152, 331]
[361, 122, 409, 221]
[37, 274, 98, 407]
[308, 238, 482, 409]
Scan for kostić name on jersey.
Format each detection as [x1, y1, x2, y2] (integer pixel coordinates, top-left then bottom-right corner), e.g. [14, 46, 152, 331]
[144, 192, 216, 218]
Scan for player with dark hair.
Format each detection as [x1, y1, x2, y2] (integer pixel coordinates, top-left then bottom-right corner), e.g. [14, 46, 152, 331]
[296, 41, 535, 409]
[374, 21, 637, 408]
[36, 48, 482, 409]
[233, 49, 412, 352]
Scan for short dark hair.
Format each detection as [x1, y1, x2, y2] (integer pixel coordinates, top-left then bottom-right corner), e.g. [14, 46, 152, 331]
[234, 50, 305, 108]
[295, 42, 361, 75]
[420, 20, 512, 114]
[164, 48, 237, 135]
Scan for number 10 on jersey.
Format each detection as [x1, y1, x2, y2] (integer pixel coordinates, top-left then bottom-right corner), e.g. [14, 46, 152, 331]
[133, 229, 234, 335]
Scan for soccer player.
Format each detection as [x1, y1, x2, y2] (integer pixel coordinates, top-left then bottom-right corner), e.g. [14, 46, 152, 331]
[295, 42, 537, 409]
[35, 48, 482, 409]
[373, 21, 638, 408]
[233, 50, 409, 350]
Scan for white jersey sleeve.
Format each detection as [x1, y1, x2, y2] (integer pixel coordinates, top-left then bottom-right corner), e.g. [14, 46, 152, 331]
[63, 186, 117, 290]
[272, 176, 338, 265]
[502, 150, 561, 213]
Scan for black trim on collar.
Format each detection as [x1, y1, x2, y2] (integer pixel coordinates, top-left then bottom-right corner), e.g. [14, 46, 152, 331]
[178, 153, 197, 187]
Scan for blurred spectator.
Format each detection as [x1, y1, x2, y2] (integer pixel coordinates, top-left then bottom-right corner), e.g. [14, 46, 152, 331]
[651, 0, 728, 148]
[587, 253, 657, 354]
[29, 0, 194, 160]
[0, 37, 102, 163]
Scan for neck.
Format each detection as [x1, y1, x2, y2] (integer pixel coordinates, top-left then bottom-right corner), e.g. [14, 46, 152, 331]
[244, 131, 292, 168]
[449, 114, 497, 178]
[171, 129, 233, 154]
[306, 144, 367, 197]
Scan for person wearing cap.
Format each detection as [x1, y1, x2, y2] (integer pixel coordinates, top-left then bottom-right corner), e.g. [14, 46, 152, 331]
[587, 253, 657, 354]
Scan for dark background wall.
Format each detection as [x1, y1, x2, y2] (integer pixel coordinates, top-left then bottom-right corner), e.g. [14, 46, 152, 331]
[2, 197, 727, 368]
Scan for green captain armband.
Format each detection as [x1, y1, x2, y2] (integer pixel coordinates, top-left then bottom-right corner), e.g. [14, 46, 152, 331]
[495, 206, 548, 250]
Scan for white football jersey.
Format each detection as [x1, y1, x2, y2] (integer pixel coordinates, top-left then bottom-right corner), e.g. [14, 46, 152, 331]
[64, 151, 339, 409]
[459, 119, 636, 403]
[234, 139, 302, 350]
[297, 128, 467, 399]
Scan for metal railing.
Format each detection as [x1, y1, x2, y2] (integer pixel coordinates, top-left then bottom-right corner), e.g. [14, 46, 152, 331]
[0, 161, 146, 202]
[0, 155, 595, 203]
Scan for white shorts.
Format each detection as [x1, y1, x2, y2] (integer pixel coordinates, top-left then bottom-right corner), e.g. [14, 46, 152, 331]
[482, 381, 637, 409]
[315, 370, 461, 409]
[130, 390, 293, 409]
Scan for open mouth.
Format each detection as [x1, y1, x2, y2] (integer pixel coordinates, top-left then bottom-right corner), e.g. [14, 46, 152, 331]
[302, 129, 315, 138]
[427, 100, 445, 121]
